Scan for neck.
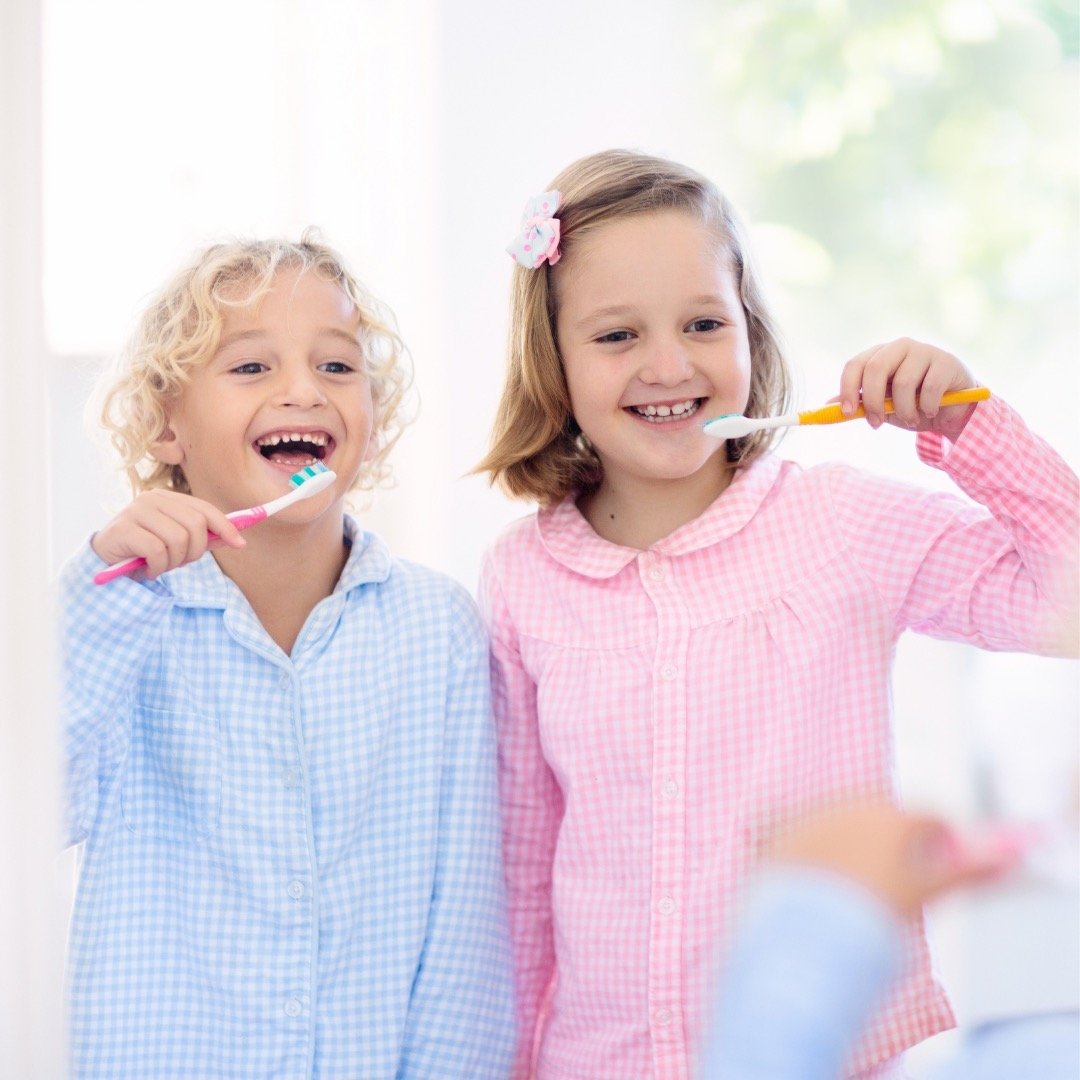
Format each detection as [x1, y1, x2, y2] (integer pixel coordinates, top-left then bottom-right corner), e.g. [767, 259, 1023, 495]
[212, 509, 349, 655]
[579, 457, 735, 549]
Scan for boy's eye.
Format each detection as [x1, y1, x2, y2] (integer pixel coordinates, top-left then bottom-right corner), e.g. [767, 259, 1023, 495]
[687, 318, 723, 333]
[595, 330, 634, 344]
[231, 361, 268, 375]
[318, 360, 357, 375]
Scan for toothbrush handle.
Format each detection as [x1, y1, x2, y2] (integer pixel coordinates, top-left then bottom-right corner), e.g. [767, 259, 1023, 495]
[798, 386, 991, 426]
[92, 505, 268, 585]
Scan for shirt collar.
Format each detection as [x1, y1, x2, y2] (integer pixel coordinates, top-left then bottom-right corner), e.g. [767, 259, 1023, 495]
[537, 453, 784, 579]
[161, 513, 392, 609]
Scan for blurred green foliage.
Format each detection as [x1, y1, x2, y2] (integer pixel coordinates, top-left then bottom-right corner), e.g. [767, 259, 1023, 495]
[704, 0, 1077, 393]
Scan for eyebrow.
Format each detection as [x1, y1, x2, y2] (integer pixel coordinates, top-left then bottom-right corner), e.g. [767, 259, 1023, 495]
[216, 327, 362, 351]
[574, 294, 735, 330]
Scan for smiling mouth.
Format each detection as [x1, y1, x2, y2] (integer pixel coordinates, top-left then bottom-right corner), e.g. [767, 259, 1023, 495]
[254, 431, 333, 466]
[627, 398, 704, 423]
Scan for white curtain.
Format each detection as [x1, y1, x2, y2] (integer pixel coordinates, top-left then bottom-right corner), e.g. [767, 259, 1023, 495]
[0, 1, 67, 1075]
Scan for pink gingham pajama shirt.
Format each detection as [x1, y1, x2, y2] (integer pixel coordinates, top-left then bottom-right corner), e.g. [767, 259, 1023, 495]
[478, 396, 1078, 1080]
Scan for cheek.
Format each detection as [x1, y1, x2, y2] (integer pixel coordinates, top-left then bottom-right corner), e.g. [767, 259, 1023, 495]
[564, 354, 615, 414]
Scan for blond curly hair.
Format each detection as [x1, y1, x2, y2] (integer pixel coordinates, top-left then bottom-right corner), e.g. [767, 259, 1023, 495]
[477, 149, 792, 505]
[96, 230, 413, 498]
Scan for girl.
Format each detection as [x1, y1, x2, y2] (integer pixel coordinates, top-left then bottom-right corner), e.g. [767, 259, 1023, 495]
[477, 150, 1078, 1080]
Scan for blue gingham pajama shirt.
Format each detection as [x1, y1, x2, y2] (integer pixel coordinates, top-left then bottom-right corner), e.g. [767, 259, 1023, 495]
[59, 515, 514, 1078]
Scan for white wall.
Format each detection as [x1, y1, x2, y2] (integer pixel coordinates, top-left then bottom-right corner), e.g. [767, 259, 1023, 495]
[1, 2, 67, 1075]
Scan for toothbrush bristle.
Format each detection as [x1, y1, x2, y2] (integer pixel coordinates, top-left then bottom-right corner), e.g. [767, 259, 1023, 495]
[290, 462, 330, 487]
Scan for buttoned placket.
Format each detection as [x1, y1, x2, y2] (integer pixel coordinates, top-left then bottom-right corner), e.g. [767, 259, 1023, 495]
[220, 590, 320, 1077]
[640, 549, 691, 1080]
[279, 594, 350, 1079]
[273, 663, 318, 1076]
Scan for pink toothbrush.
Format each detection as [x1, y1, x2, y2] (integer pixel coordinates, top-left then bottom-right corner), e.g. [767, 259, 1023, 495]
[93, 462, 337, 585]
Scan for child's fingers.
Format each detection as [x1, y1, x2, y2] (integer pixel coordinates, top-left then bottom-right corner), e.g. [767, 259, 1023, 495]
[911, 348, 974, 420]
[182, 497, 246, 550]
[127, 523, 186, 579]
[883, 347, 933, 429]
[857, 343, 898, 428]
[124, 504, 197, 572]
[93, 492, 246, 572]
[114, 527, 163, 579]
[838, 345, 881, 416]
[151, 498, 247, 563]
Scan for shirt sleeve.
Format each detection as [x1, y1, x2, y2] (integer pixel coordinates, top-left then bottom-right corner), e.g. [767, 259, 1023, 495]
[478, 552, 564, 1079]
[57, 540, 174, 847]
[830, 395, 1079, 657]
[397, 590, 516, 1079]
[701, 866, 903, 1080]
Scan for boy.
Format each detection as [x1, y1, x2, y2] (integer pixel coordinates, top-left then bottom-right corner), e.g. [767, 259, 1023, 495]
[59, 235, 514, 1078]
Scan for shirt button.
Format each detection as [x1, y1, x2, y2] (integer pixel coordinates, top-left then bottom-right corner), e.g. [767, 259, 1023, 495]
[287, 880, 305, 899]
[281, 768, 300, 788]
[658, 896, 676, 916]
[655, 1008, 673, 1026]
[661, 663, 677, 680]
[284, 997, 303, 1017]
[662, 778, 679, 798]
[649, 566, 664, 581]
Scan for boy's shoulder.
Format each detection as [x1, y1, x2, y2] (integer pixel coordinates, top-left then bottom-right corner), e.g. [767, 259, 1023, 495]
[383, 552, 477, 615]
[343, 516, 479, 621]
[376, 554, 489, 662]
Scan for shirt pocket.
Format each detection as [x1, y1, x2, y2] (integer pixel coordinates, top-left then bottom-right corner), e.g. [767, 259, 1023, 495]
[121, 705, 222, 841]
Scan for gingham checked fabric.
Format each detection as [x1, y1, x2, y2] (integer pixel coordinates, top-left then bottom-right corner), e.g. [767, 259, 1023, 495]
[478, 395, 1078, 1080]
[60, 515, 515, 1079]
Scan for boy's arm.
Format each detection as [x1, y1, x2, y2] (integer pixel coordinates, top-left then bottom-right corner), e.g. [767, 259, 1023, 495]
[58, 541, 173, 846]
[396, 593, 516, 1079]
[831, 396, 1079, 656]
[478, 557, 563, 1079]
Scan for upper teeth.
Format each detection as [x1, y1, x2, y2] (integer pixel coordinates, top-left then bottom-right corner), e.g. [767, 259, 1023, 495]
[634, 399, 699, 418]
[256, 432, 329, 446]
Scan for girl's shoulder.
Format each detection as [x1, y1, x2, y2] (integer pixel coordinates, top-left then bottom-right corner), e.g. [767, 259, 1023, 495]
[770, 454, 932, 502]
[482, 506, 548, 566]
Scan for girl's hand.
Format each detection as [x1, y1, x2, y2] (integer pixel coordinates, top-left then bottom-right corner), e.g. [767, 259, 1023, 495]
[839, 338, 980, 442]
[91, 490, 246, 579]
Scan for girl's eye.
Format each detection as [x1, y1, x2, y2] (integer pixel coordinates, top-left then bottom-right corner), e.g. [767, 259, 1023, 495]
[231, 361, 268, 375]
[318, 360, 357, 375]
[688, 318, 723, 333]
[596, 330, 634, 344]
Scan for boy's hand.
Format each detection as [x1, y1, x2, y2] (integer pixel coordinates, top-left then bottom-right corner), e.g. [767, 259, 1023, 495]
[91, 490, 246, 579]
[839, 338, 980, 442]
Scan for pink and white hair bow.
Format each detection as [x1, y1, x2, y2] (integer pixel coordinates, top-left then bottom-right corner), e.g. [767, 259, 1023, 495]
[506, 190, 562, 269]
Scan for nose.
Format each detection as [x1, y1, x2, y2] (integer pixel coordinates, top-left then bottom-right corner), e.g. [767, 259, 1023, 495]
[273, 361, 327, 409]
[638, 336, 694, 387]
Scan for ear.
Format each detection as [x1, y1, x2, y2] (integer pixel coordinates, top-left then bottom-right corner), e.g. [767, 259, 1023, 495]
[149, 423, 185, 466]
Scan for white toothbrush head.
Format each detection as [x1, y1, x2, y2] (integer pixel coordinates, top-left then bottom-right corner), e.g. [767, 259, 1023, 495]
[288, 462, 337, 499]
[702, 414, 769, 440]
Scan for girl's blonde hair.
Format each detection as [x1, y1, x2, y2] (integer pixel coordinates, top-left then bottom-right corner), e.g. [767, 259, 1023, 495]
[97, 230, 412, 497]
[478, 149, 792, 505]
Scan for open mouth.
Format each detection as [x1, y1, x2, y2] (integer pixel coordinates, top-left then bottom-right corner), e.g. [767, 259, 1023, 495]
[627, 398, 704, 423]
[254, 430, 334, 467]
